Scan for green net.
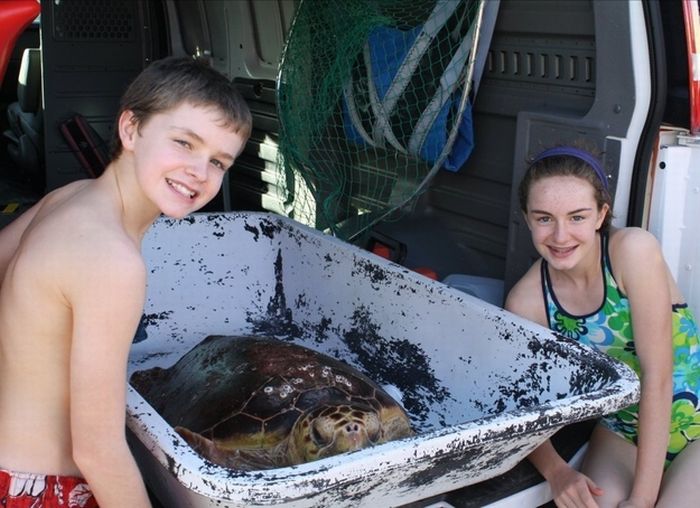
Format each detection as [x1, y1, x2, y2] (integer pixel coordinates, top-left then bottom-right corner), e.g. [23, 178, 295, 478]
[277, 0, 484, 241]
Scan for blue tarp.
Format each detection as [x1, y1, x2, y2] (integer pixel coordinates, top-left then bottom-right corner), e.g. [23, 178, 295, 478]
[343, 24, 474, 172]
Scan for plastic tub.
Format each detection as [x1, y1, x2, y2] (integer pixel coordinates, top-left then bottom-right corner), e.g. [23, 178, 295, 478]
[127, 212, 639, 508]
[442, 273, 504, 306]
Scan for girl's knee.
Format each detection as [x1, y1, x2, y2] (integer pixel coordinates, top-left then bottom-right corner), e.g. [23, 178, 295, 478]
[657, 439, 700, 507]
[580, 426, 636, 506]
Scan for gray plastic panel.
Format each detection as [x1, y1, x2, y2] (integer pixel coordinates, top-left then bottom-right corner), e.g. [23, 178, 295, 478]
[40, 0, 159, 190]
[374, 0, 601, 281]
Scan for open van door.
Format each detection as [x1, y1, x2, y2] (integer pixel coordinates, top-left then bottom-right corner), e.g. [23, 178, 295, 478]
[648, 0, 700, 323]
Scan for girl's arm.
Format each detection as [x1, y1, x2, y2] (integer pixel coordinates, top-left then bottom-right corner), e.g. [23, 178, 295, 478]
[505, 263, 603, 507]
[529, 440, 603, 506]
[612, 228, 673, 507]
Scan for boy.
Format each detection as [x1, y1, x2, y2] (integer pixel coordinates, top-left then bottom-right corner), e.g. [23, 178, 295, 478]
[0, 56, 252, 507]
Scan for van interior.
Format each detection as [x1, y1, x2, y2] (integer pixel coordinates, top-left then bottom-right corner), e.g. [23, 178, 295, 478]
[0, 0, 692, 506]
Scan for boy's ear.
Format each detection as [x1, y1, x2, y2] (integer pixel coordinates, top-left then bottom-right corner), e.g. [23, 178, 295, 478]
[118, 110, 139, 151]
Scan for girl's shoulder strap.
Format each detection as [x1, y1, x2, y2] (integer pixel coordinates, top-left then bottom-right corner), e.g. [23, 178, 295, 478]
[601, 231, 626, 298]
[539, 258, 555, 328]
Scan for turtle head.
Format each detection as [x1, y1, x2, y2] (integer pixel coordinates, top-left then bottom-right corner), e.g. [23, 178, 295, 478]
[288, 404, 383, 464]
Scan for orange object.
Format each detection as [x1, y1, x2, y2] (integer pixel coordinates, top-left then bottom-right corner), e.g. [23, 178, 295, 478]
[413, 267, 439, 280]
[372, 243, 392, 259]
[0, 0, 40, 88]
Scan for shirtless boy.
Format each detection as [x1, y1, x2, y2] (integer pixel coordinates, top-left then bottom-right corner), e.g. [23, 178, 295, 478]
[0, 56, 252, 507]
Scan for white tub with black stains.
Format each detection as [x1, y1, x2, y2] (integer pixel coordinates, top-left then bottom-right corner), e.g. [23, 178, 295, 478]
[126, 212, 639, 508]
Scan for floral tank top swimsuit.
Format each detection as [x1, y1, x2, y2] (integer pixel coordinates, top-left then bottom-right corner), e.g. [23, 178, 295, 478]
[541, 234, 700, 465]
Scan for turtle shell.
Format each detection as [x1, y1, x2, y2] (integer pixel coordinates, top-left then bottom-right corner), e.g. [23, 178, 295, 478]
[130, 335, 414, 469]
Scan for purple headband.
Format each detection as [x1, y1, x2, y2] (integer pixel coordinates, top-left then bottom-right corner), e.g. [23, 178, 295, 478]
[532, 146, 609, 191]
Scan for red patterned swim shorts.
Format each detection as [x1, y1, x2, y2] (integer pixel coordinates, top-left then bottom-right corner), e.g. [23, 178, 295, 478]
[0, 468, 98, 507]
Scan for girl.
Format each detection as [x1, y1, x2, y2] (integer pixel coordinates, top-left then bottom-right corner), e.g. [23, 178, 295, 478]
[505, 145, 700, 508]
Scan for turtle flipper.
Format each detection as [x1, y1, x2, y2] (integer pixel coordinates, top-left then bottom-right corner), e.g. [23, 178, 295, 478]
[175, 427, 225, 463]
[175, 426, 288, 470]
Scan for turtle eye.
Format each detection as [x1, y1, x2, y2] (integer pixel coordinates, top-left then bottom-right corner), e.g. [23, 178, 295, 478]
[310, 420, 332, 447]
[364, 413, 382, 443]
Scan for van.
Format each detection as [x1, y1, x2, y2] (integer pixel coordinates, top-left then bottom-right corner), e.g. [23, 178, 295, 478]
[1, 0, 697, 506]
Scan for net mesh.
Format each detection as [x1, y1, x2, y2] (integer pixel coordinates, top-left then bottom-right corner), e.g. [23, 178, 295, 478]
[276, 0, 483, 240]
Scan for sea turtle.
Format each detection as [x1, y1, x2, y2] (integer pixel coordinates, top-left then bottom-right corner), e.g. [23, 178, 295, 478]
[130, 335, 414, 470]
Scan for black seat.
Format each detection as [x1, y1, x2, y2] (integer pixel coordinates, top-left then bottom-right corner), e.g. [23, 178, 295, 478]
[4, 46, 43, 187]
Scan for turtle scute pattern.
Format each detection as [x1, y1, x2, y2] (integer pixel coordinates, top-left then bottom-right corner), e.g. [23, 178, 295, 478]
[130, 335, 415, 470]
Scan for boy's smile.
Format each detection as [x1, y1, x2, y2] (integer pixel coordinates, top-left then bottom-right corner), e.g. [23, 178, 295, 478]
[165, 177, 197, 200]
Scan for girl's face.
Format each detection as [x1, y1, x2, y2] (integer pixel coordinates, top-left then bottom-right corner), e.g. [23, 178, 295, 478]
[525, 175, 609, 271]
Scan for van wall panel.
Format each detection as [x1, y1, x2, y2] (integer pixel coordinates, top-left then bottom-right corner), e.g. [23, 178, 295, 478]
[40, 0, 162, 190]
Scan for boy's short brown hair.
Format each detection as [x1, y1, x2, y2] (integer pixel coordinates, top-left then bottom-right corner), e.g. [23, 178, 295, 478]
[110, 56, 252, 159]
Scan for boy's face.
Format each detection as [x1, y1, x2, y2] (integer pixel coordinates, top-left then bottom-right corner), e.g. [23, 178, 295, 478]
[121, 102, 246, 219]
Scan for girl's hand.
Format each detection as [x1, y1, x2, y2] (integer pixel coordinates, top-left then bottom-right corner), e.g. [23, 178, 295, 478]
[549, 463, 603, 508]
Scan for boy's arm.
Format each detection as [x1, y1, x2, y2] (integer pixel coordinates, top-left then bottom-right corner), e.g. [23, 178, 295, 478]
[66, 241, 152, 508]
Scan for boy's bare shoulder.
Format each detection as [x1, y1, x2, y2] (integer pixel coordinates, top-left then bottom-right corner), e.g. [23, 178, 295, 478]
[62, 218, 146, 277]
[53, 223, 147, 308]
[24, 183, 146, 287]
